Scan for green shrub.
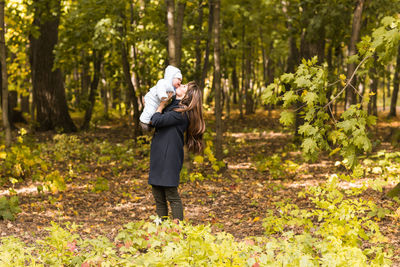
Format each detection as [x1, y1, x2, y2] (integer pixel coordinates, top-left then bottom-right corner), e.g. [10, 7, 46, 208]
[255, 153, 300, 179]
[0, 196, 21, 221]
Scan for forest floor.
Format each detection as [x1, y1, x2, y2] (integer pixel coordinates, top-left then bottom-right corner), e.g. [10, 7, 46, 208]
[0, 109, 399, 265]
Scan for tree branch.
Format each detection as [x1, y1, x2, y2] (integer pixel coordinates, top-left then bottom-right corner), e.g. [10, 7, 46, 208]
[323, 55, 371, 109]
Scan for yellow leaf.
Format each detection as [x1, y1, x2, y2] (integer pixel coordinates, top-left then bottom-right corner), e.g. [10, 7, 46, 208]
[194, 155, 204, 164]
[329, 147, 341, 156]
[253, 217, 260, 222]
[339, 74, 346, 80]
[0, 151, 6, 159]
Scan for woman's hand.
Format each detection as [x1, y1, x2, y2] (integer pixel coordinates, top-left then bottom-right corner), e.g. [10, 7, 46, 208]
[156, 92, 174, 113]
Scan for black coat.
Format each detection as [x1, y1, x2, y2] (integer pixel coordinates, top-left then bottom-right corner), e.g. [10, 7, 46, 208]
[148, 99, 189, 187]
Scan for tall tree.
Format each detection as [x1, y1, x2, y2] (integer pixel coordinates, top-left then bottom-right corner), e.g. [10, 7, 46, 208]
[0, 0, 11, 146]
[345, 0, 365, 108]
[368, 55, 378, 116]
[165, 0, 176, 66]
[388, 43, 400, 118]
[194, 0, 204, 85]
[29, 0, 76, 132]
[244, 42, 253, 115]
[81, 50, 103, 130]
[200, 1, 213, 93]
[212, 0, 222, 161]
[175, 1, 186, 67]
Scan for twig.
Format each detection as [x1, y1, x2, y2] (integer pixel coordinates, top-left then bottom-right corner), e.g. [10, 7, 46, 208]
[323, 55, 371, 109]
[328, 103, 337, 124]
[327, 80, 341, 87]
[349, 82, 363, 98]
[294, 102, 308, 112]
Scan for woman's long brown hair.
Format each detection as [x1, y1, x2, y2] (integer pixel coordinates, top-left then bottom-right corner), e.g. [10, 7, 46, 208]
[175, 81, 205, 153]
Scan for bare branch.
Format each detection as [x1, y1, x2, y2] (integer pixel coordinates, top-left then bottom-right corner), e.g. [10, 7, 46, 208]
[323, 55, 371, 109]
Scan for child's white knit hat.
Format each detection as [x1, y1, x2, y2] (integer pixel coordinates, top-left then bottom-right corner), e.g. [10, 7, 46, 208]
[174, 72, 182, 80]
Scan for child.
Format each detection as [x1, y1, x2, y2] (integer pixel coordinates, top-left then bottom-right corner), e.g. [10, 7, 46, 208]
[139, 65, 182, 131]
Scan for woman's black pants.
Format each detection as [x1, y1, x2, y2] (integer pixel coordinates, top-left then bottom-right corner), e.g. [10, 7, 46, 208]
[151, 185, 183, 220]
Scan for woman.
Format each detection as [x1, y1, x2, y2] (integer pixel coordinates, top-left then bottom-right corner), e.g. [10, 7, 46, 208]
[149, 81, 205, 220]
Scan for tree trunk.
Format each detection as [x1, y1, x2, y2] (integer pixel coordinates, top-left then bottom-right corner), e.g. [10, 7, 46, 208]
[387, 65, 391, 98]
[175, 1, 186, 67]
[368, 55, 378, 116]
[131, 45, 141, 111]
[165, 0, 177, 66]
[388, 43, 400, 118]
[0, 0, 11, 146]
[245, 42, 253, 115]
[225, 78, 230, 119]
[231, 61, 238, 105]
[73, 68, 80, 107]
[383, 74, 386, 111]
[80, 52, 91, 102]
[8, 90, 18, 126]
[121, 42, 141, 137]
[260, 29, 269, 87]
[21, 93, 30, 114]
[345, 0, 365, 108]
[29, 0, 76, 132]
[194, 0, 203, 84]
[200, 1, 213, 94]
[239, 24, 245, 119]
[81, 50, 102, 130]
[101, 78, 109, 120]
[212, 0, 222, 161]
[282, 1, 299, 74]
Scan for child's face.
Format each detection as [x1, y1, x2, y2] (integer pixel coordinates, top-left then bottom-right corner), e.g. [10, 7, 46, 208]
[176, 84, 188, 99]
[172, 78, 182, 89]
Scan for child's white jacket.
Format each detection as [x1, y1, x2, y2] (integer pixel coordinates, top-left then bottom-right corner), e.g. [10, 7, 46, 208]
[140, 65, 182, 124]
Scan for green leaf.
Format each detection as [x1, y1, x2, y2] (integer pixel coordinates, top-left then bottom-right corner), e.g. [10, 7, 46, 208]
[381, 16, 396, 27]
[282, 91, 298, 107]
[337, 119, 355, 132]
[347, 54, 359, 64]
[294, 76, 312, 88]
[298, 124, 318, 136]
[280, 73, 294, 83]
[302, 138, 318, 154]
[1, 210, 14, 220]
[279, 111, 295, 127]
[303, 91, 318, 106]
[367, 115, 377, 126]
[262, 84, 278, 104]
